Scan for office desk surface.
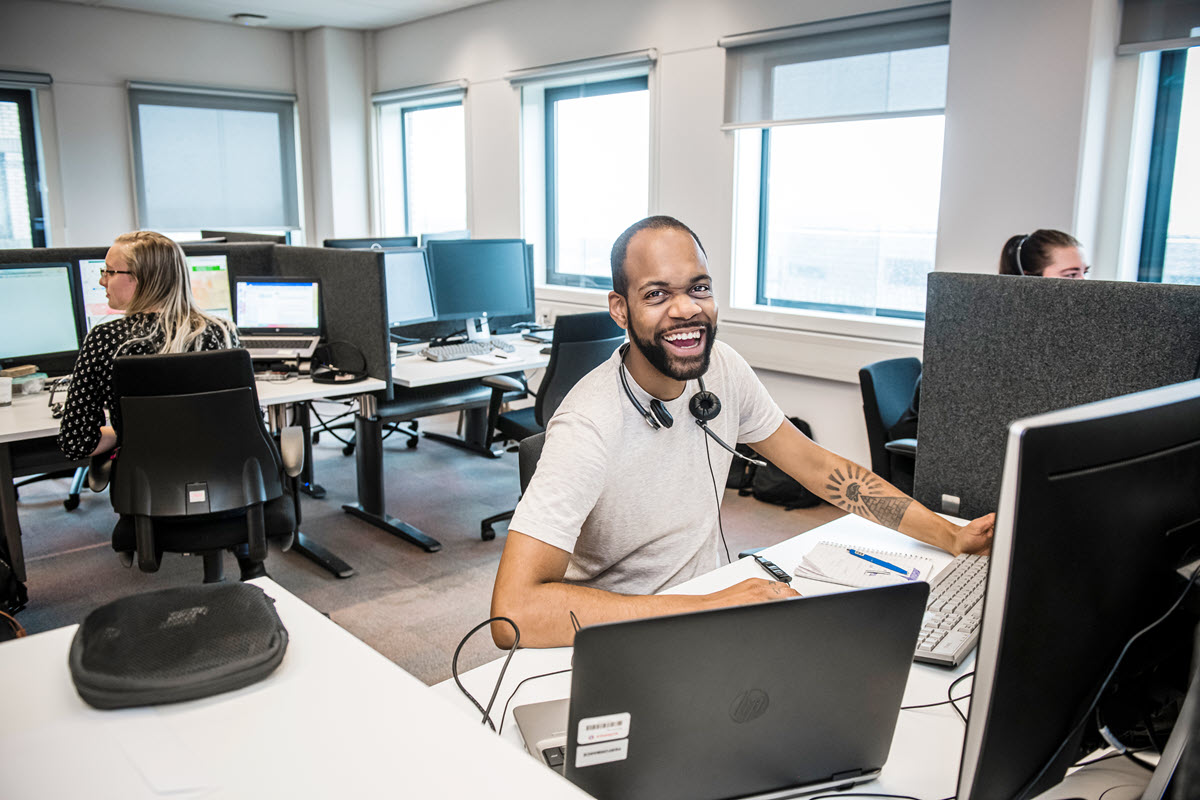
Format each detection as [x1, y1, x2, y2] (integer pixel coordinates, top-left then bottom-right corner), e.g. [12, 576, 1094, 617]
[0, 392, 61, 443]
[392, 336, 550, 388]
[0, 578, 591, 799]
[433, 515, 974, 799]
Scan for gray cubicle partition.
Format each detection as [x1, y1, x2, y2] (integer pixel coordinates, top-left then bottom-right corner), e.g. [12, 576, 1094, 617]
[915, 273, 1200, 520]
[273, 246, 392, 397]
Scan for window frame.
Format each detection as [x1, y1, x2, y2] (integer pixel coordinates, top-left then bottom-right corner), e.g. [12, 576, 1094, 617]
[1137, 47, 1188, 283]
[127, 84, 300, 234]
[0, 87, 47, 248]
[401, 98, 465, 236]
[542, 75, 649, 290]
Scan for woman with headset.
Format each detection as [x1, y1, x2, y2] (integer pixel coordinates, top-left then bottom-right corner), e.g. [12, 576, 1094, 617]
[57, 230, 239, 461]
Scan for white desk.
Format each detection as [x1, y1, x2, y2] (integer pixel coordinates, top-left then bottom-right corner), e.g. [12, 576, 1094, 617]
[0, 378, 385, 583]
[0, 578, 591, 799]
[391, 337, 550, 388]
[433, 515, 974, 799]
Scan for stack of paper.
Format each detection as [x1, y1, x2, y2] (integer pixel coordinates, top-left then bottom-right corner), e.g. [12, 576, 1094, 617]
[794, 542, 934, 589]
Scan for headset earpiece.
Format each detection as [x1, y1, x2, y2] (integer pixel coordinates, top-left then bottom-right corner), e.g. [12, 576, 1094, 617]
[689, 390, 721, 422]
[650, 398, 674, 428]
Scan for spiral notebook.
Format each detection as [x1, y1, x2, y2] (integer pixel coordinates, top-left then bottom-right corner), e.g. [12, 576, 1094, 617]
[794, 542, 934, 589]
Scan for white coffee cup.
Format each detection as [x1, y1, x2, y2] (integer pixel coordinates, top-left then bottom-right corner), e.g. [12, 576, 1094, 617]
[0, 377, 12, 406]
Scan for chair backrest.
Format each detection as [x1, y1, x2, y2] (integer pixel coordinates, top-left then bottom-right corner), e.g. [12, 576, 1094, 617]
[111, 350, 283, 517]
[519, 432, 546, 494]
[535, 312, 625, 427]
[858, 357, 921, 481]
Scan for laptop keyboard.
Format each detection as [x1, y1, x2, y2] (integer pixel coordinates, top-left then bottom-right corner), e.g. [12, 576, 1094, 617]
[245, 338, 305, 349]
[542, 746, 565, 773]
[914, 553, 988, 666]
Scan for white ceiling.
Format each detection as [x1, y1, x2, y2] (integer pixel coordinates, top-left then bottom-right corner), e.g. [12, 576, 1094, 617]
[36, 0, 498, 31]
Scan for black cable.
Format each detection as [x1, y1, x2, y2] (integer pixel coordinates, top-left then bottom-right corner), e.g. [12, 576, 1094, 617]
[307, 401, 357, 446]
[496, 668, 574, 736]
[1121, 750, 1157, 771]
[702, 433, 733, 564]
[901, 671, 974, 723]
[452, 617, 520, 731]
[808, 793, 925, 800]
[1012, 562, 1200, 800]
[1073, 747, 1150, 768]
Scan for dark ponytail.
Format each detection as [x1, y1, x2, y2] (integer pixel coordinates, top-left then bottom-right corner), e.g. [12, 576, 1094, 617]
[998, 229, 1082, 276]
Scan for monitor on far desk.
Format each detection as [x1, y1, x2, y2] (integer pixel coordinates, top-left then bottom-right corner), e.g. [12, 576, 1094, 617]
[324, 235, 418, 250]
[958, 380, 1200, 800]
[425, 238, 534, 341]
[382, 247, 437, 329]
[0, 262, 84, 377]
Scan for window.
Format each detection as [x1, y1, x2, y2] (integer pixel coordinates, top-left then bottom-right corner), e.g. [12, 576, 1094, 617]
[1138, 46, 1199, 285]
[725, 5, 950, 320]
[543, 77, 649, 289]
[513, 52, 654, 291]
[0, 88, 46, 248]
[375, 89, 466, 237]
[128, 83, 300, 235]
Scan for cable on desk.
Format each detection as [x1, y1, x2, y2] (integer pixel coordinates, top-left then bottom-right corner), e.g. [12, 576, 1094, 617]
[1011, 561, 1200, 800]
[453, 616, 520, 731]
[0, 609, 27, 638]
[496, 667, 574, 736]
[900, 671, 974, 723]
[807, 793, 926, 800]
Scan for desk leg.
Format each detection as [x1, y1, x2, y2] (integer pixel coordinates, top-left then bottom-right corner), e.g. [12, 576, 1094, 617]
[267, 404, 355, 578]
[294, 403, 327, 499]
[422, 407, 501, 459]
[0, 443, 27, 583]
[341, 400, 442, 553]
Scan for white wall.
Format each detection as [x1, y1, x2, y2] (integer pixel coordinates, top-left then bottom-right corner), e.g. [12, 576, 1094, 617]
[0, 0, 295, 245]
[372, 0, 1121, 461]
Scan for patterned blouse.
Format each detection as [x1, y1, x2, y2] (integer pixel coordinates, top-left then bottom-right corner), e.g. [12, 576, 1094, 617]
[57, 312, 238, 460]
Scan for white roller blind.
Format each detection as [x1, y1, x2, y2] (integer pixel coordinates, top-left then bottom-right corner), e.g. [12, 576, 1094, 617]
[1119, 0, 1200, 54]
[128, 83, 299, 231]
[721, 3, 950, 129]
[506, 49, 657, 87]
[372, 80, 466, 108]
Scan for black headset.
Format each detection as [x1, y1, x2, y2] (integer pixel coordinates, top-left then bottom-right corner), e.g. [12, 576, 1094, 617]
[310, 341, 368, 384]
[618, 344, 765, 467]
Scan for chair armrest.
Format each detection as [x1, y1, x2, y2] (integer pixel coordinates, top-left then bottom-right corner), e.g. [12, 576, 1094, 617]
[481, 374, 525, 393]
[87, 451, 115, 492]
[279, 426, 305, 478]
[884, 438, 918, 458]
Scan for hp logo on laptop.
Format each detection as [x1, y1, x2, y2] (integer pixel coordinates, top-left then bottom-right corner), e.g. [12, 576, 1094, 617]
[729, 689, 769, 723]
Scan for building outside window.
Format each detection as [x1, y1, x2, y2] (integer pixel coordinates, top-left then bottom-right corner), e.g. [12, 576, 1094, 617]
[0, 87, 46, 248]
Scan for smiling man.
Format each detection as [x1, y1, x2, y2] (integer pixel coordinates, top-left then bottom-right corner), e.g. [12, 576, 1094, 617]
[490, 216, 993, 648]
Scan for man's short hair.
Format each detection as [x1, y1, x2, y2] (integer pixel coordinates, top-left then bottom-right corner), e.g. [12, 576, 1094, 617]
[610, 216, 707, 296]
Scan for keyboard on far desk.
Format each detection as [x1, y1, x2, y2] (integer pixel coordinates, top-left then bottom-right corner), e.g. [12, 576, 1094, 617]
[420, 337, 516, 362]
[915, 553, 988, 666]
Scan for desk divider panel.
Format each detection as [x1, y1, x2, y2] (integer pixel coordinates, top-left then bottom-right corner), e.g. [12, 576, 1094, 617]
[273, 246, 391, 398]
[915, 273, 1200, 520]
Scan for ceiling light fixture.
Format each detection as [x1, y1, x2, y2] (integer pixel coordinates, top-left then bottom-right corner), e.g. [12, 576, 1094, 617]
[230, 13, 268, 26]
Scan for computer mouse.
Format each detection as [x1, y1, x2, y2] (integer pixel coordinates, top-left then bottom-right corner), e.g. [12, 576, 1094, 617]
[540, 346, 552, 355]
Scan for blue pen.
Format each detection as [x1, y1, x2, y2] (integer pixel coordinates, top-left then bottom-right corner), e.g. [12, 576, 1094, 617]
[847, 549, 912, 578]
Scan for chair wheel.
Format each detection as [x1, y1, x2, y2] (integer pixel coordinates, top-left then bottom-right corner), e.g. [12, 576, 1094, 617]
[406, 437, 418, 449]
[481, 525, 496, 541]
[311, 432, 321, 444]
[64, 495, 80, 511]
[342, 444, 356, 456]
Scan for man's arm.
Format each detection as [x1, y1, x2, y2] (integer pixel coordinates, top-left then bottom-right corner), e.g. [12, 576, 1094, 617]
[748, 420, 994, 556]
[490, 531, 797, 649]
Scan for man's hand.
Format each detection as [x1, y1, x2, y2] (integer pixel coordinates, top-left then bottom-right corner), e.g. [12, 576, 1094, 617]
[950, 513, 995, 555]
[701, 578, 800, 609]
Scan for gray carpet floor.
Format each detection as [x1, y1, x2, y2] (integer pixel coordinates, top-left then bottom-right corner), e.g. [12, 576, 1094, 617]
[10, 406, 845, 685]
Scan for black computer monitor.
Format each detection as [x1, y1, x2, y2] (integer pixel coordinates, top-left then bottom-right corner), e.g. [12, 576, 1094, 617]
[958, 380, 1200, 800]
[200, 230, 288, 244]
[0, 262, 84, 376]
[382, 248, 437, 327]
[425, 239, 534, 337]
[420, 230, 470, 245]
[323, 236, 418, 250]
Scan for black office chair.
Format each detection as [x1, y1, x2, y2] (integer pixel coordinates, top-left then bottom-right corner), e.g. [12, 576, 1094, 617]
[478, 312, 625, 539]
[858, 357, 921, 496]
[95, 349, 303, 583]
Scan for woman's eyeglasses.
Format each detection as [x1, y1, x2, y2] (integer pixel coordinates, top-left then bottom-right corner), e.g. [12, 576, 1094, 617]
[100, 269, 133, 278]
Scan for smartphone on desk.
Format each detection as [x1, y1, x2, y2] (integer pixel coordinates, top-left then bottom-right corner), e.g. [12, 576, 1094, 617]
[522, 332, 553, 344]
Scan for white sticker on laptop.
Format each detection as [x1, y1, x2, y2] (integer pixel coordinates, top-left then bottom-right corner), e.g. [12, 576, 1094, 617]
[577, 712, 630, 744]
[574, 739, 629, 768]
[188, 489, 206, 503]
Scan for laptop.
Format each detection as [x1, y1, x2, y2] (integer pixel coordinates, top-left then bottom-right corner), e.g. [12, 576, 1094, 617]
[514, 581, 929, 800]
[234, 277, 323, 360]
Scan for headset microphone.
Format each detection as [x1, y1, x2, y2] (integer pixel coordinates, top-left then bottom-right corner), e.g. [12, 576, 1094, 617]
[691, 378, 767, 467]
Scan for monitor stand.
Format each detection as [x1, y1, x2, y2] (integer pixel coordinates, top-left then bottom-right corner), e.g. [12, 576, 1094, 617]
[465, 313, 491, 342]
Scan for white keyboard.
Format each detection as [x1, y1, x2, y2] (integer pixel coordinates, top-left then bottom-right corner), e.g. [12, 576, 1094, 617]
[915, 553, 988, 666]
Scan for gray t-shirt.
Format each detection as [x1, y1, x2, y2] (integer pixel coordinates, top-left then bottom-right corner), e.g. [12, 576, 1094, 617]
[509, 340, 785, 595]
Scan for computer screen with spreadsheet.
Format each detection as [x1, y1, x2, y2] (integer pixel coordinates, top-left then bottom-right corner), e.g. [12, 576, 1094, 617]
[0, 263, 83, 372]
[77, 253, 232, 330]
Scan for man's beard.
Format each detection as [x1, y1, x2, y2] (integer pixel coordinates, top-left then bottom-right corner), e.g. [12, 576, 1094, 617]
[629, 321, 717, 381]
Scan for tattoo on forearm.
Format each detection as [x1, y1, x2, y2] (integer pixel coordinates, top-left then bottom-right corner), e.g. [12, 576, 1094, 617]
[825, 465, 914, 530]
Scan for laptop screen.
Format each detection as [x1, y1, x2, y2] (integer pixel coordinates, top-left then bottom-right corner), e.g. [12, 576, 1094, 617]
[235, 278, 321, 335]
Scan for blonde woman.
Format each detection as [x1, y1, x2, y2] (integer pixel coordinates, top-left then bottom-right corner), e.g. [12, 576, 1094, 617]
[58, 231, 239, 460]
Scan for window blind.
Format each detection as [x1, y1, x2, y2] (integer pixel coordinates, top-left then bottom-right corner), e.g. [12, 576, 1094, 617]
[372, 80, 466, 108]
[1119, 0, 1200, 54]
[721, 2, 950, 129]
[128, 83, 299, 231]
[506, 49, 657, 87]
